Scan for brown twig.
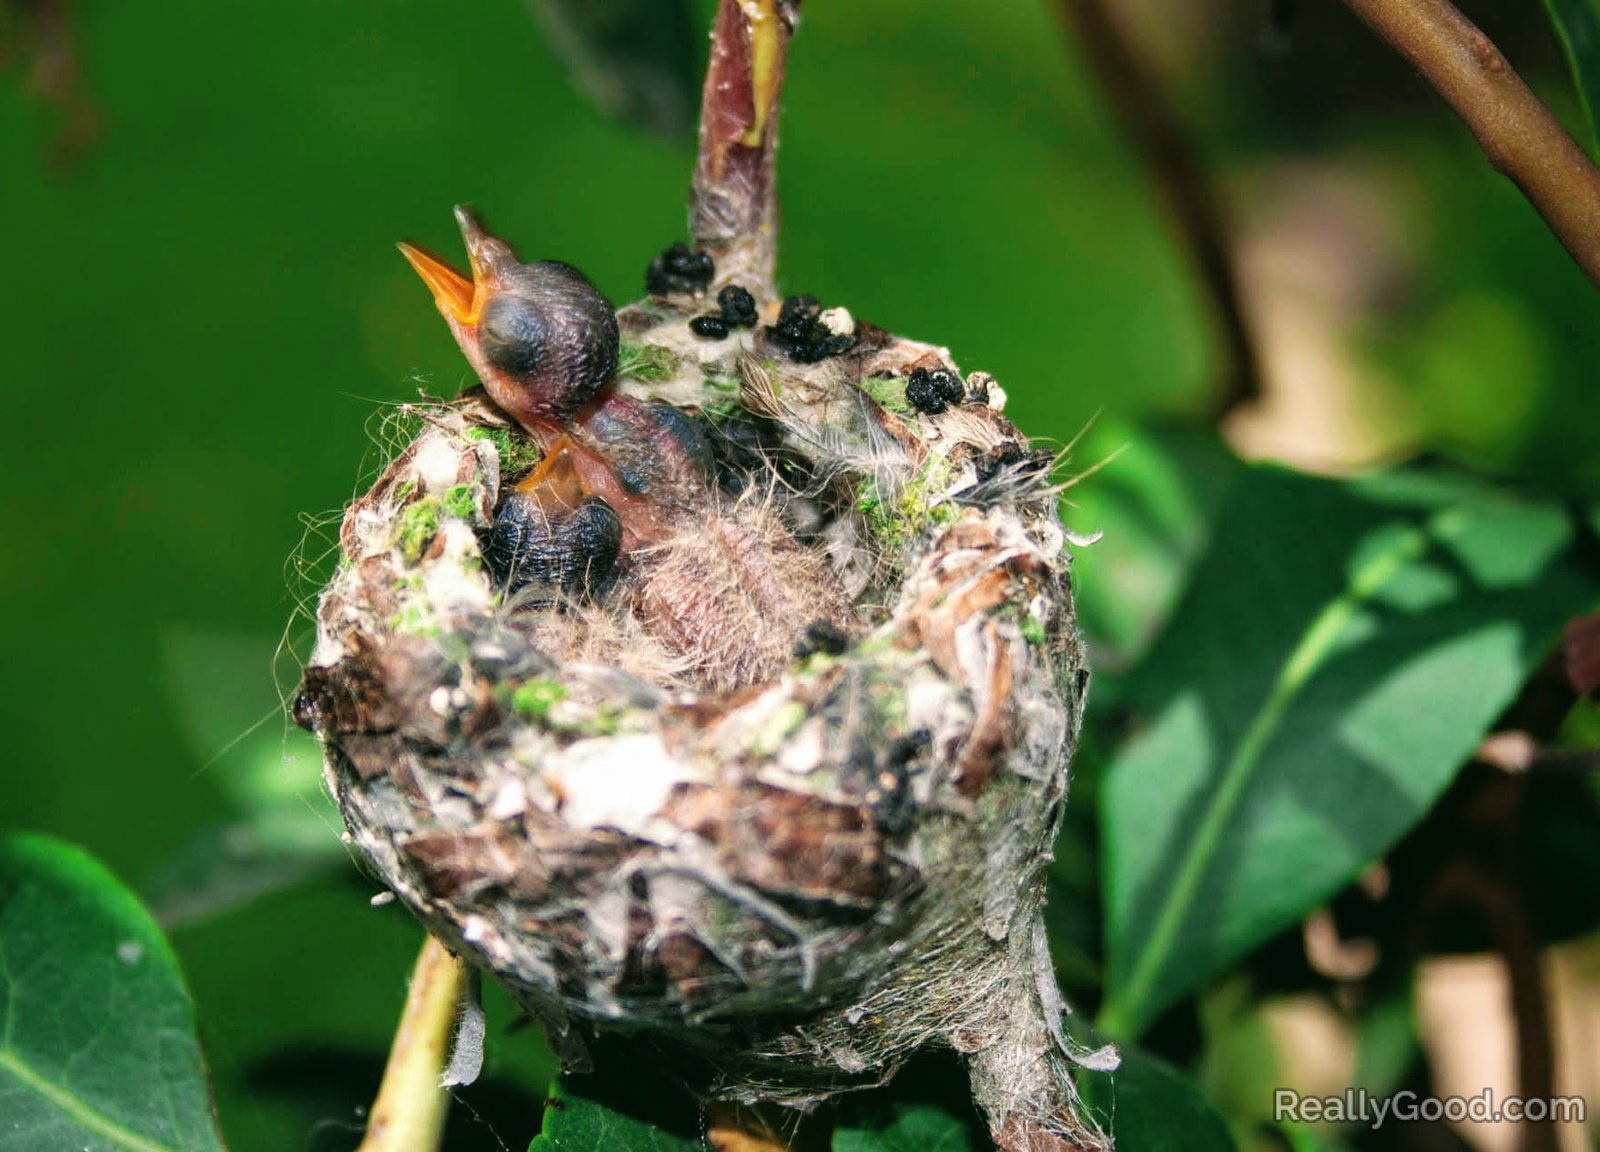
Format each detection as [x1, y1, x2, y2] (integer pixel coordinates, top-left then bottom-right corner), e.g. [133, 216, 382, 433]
[1420, 851, 1556, 1152]
[1052, 0, 1263, 418]
[1337, 0, 1600, 290]
[690, 0, 800, 295]
[1404, 653, 1577, 1152]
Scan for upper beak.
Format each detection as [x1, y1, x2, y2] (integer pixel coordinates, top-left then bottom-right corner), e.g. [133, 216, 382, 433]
[398, 205, 515, 325]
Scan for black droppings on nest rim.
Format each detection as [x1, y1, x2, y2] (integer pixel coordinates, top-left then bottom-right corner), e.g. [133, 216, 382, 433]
[766, 294, 858, 363]
[793, 618, 851, 658]
[717, 284, 759, 328]
[692, 284, 760, 340]
[646, 241, 715, 296]
[689, 312, 732, 340]
[906, 366, 966, 415]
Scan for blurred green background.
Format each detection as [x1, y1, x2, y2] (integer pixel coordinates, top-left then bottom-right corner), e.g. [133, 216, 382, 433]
[2, 1, 1596, 1148]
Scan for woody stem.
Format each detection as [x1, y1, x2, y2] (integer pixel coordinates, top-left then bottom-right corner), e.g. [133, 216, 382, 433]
[354, 936, 465, 1152]
[690, 0, 801, 295]
[1336, 0, 1600, 290]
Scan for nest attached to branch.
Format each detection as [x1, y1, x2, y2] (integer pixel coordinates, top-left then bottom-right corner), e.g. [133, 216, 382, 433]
[298, 289, 1115, 1149]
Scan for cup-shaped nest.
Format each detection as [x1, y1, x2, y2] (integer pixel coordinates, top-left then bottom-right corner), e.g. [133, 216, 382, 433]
[297, 284, 1114, 1151]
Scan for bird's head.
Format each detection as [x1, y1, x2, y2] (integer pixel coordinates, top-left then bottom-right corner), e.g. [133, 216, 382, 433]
[400, 206, 619, 431]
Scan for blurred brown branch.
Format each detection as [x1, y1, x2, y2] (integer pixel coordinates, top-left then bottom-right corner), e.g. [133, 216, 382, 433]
[1052, 0, 1263, 419]
[0, 0, 100, 167]
[1337, 0, 1600, 291]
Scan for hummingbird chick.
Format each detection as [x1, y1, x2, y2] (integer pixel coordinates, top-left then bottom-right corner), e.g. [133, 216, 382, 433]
[400, 207, 853, 689]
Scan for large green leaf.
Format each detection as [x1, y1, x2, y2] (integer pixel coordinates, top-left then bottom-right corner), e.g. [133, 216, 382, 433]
[1099, 467, 1600, 1037]
[0, 833, 228, 1152]
[1078, 1043, 1234, 1151]
[1061, 422, 1241, 675]
[1544, 0, 1600, 158]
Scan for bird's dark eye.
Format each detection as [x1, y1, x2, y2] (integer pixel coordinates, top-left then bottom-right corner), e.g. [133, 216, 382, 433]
[479, 294, 551, 380]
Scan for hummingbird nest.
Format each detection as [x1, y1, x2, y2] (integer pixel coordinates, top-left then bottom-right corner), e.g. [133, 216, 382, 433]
[295, 6, 1115, 1149]
[298, 277, 1113, 1148]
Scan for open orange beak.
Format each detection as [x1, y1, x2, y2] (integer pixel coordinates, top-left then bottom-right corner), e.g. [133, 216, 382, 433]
[398, 240, 479, 325]
[399, 205, 517, 326]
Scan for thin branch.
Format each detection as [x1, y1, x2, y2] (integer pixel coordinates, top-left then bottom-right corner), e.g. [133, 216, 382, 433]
[1420, 855, 1557, 1152]
[690, 0, 800, 295]
[1337, 0, 1600, 290]
[355, 935, 467, 1152]
[1053, 0, 1264, 418]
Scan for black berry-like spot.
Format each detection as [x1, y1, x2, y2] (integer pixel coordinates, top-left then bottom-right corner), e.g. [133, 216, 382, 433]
[645, 242, 715, 296]
[870, 728, 932, 834]
[689, 313, 732, 339]
[291, 688, 320, 732]
[774, 294, 820, 339]
[793, 619, 851, 658]
[905, 367, 965, 415]
[717, 284, 758, 328]
[766, 294, 856, 363]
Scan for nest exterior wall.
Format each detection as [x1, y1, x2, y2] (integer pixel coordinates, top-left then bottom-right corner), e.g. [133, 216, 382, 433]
[300, 302, 1111, 1149]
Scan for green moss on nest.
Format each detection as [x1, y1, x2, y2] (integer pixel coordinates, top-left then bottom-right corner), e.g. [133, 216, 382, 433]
[703, 368, 739, 393]
[394, 497, 442, 563]
[512, 677, 567, 719]
[859, 375, 911, 414]
[856, 456, 958, 556]
[387, 600, 434, 637]
[856, 478, 894, 542]
[750, 701, 809, 757]
[573, 703, 628, 737]
[618, 341, 682, 382]
[465, 424, 542, 478]
[442, 484, 477, 521]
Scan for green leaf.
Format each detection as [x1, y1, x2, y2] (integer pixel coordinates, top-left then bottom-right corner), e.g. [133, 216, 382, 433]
[1061, 422, 1240, 674]
[1078, 1042, 1234, 1151]
[833, 1055, 988, 1152]
[1099, 467, 1600, 1037]
[1544, 0, 1600, 158]
[0, 833, 228, 1152]
[1195, 978, 1285, 1138]
[529, 1066, 702, 1152]
[833, 1102, 979, 1152]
